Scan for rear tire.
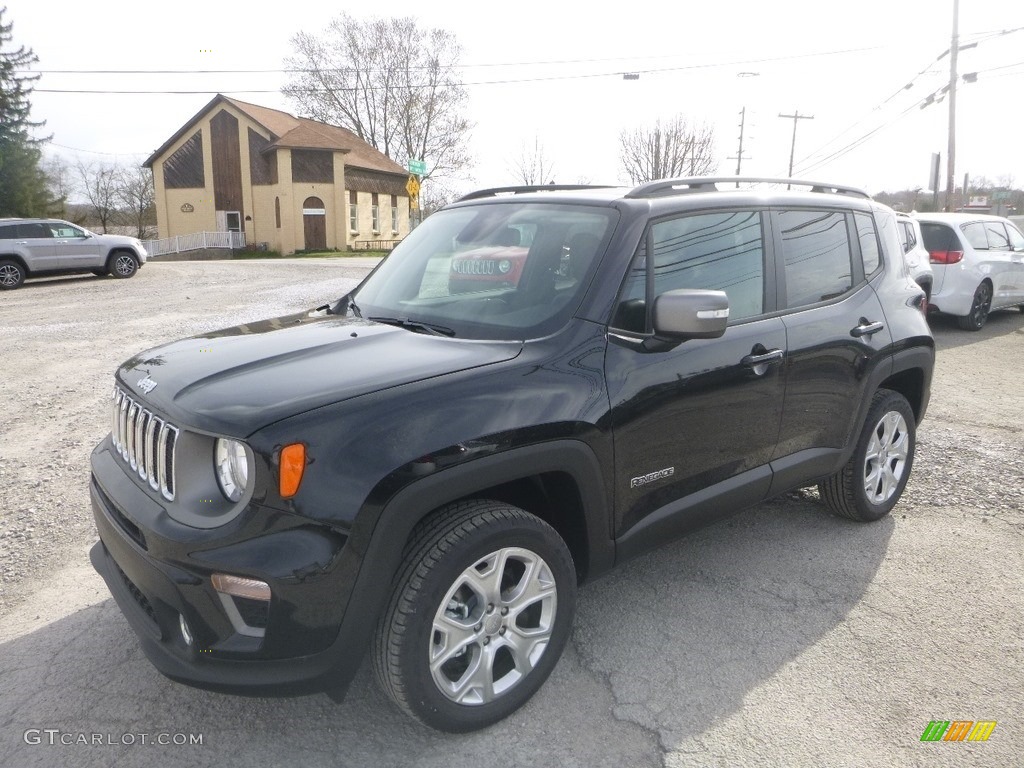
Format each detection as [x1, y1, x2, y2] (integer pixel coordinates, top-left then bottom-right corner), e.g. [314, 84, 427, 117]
[0, 260, 25, 290]
[374, 499, 576, 732]
[819, 389, 915, 522]
[956, 281, 992, 330]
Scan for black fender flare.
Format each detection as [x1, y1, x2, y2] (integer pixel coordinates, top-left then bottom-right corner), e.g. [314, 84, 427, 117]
[321, 439, 613, 693]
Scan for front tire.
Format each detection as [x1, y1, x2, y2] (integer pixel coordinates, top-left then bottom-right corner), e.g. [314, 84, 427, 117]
[108, 252, 139, 279]
[0, 260, 25, 290]
[374, 500, 576, 732]
[819, 389, 916, 522]
[957, 281, 992, 330]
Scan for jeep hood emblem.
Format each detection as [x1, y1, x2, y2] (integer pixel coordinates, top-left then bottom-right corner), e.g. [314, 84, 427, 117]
[137, 375, 158, 394]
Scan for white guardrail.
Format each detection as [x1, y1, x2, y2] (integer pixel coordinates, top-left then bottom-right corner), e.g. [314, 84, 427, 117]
[143, 231, 246, 257]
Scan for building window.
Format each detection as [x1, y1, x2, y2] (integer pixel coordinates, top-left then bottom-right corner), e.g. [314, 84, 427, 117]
[349, 189, 358, 232]
[371, 193, 380, 233]
[391, 194, 399, 232]
[275, 197, 281, 229]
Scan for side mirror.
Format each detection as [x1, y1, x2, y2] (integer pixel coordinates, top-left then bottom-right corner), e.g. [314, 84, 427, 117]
[652, 289, 729, 340]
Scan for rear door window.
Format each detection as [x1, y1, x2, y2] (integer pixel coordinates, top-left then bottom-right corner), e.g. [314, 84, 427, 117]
[16, 223, 53, 238]
[961, 222, 989, 250]
[777, 210, 853, 309]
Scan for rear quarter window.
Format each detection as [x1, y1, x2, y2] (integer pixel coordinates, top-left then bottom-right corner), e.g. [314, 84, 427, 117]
[961, 222, 989, 250]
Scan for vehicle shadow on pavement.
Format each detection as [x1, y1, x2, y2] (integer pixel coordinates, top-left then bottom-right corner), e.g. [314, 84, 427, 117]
[572, 492, 894, 750]
[0, 497, 891, 768]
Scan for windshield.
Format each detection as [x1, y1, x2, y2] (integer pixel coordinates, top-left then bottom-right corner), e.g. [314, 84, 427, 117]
[349, 202, 618, 340]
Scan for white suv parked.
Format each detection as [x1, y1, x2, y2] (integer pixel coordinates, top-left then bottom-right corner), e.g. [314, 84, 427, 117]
[896, 213, 933, 302]
[0, 218, 149, 290]
[916, 212, 1024, 330]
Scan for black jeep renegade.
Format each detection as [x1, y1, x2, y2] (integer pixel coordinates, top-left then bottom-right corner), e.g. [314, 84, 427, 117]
[90, 178, 934, 732]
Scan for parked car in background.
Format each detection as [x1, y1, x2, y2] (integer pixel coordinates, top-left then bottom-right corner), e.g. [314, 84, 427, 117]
[896, 213, 933, 302]
[0, 218, 148, 290]
[915, 212, 1024, 330]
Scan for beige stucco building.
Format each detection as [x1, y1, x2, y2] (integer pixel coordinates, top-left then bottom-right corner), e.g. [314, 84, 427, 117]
[144, 95, 411, 254]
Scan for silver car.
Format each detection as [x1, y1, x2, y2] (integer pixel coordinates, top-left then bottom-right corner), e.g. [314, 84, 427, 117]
[916, 212, 1024, 330]
[0, 218, 148, 290]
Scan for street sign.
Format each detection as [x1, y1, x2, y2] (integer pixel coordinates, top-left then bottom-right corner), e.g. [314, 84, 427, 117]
[405, 175, 420, 197]
[408, 159, 427, 175]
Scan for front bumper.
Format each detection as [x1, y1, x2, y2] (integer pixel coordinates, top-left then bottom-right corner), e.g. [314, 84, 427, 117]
[89, 440, 361, 695]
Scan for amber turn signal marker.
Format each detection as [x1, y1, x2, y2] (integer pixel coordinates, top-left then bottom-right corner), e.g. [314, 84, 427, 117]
[279, 443, 306, 498]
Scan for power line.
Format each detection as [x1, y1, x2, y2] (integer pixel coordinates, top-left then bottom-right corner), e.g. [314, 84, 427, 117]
[791, 102, 919, 177]
[18, 45, 885, 77]
[790, 24, 1024, 175]
[30, 45, 886, 95]
[48, 142, 147, 157]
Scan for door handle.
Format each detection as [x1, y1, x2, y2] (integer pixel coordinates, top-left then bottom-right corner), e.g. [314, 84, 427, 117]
[741, 348, 784, 367]
[851, 320, 884, 338]
[14, 240, 28, 244]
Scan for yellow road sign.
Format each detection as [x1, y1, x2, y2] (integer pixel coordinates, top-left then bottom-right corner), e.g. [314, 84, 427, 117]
[406, 175, 420, 197]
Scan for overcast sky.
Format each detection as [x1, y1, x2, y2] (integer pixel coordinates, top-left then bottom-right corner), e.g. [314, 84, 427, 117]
[8, 0, 1024, 196]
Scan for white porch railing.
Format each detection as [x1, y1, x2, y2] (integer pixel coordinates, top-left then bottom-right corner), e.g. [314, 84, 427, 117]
[143, 231, 247, 256]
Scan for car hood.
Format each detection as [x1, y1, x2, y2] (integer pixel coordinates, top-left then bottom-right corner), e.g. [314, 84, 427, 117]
[116, 309, 523, 436]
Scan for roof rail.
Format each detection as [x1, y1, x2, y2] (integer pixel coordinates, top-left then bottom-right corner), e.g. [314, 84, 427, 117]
[626, 177, 870, 200]
[457, 184, 616, 202]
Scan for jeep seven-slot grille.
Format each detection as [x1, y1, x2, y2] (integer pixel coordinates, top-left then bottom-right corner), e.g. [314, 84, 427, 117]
[111, 386, 178, 501]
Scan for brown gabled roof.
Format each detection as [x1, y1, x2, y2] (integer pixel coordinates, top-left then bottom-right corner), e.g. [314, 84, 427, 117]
[144, 94, 408, 179]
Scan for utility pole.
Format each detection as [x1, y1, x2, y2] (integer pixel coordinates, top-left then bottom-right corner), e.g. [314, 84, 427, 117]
[727, 107, 750, 186]
[779, 110, 814, 180]
[945, 0, 960, 211]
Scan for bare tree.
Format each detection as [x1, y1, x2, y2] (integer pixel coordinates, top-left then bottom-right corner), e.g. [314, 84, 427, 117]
[117, 165, 156, 239]
[619, 115, 717, 184]
[282, 14, 472, 186]
[508, 136, 555, 186]
[420, 180, 458, 217]
[76, 160, 119, 232]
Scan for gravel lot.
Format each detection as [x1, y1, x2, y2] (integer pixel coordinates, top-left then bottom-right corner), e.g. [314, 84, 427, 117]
[1, 260, 1022, 767]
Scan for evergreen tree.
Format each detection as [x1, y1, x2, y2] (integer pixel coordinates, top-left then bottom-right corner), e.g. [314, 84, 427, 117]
[0, 7, 51, 216]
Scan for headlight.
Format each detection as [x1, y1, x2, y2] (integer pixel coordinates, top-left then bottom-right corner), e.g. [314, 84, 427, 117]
[498, 259, 512, 274]
[214, 438, 250, 502]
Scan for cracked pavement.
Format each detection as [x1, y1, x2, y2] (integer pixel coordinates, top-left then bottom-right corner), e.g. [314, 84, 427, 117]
[1, 262, 1022, 767]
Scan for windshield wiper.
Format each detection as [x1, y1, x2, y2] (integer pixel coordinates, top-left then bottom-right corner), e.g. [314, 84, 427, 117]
[368, 316, 456, 337]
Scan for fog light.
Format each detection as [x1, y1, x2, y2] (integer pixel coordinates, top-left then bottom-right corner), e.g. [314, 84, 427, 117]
[211, 573, 271, 601]
[179, 614, 194, 646]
